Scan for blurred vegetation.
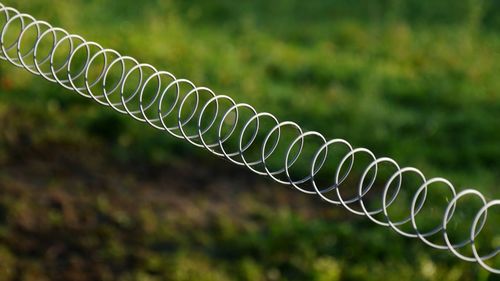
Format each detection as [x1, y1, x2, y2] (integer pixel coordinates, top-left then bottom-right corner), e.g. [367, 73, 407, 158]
[0, 0, 499, 280]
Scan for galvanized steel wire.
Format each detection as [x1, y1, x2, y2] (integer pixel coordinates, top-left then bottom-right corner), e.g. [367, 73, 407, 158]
[0, 2, 498, 274]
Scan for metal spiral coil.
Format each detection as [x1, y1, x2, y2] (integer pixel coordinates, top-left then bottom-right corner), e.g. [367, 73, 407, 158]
[0, 2, 498, 274]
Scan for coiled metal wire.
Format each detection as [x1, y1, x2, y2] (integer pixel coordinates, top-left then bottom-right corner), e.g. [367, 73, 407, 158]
[0, 2, 498, 274]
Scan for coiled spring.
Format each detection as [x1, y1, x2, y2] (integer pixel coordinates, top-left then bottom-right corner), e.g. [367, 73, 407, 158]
[0, 2, 498, 274]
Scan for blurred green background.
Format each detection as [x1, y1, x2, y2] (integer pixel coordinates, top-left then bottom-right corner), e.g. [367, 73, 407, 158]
[0, 0, 499, 280]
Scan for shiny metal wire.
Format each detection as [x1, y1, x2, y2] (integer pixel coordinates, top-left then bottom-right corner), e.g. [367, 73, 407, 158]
[0, 2, 498, 274]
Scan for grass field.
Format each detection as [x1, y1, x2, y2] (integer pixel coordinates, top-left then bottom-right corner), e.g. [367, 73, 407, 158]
[0, 0, 499, 280]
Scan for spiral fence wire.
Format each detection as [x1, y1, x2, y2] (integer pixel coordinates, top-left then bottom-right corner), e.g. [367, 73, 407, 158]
[0, 2, 498, 274]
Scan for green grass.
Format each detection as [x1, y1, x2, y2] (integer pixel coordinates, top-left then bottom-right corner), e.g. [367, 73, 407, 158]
[0, 0, 499, 280]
